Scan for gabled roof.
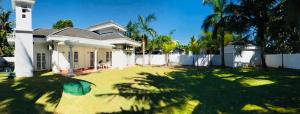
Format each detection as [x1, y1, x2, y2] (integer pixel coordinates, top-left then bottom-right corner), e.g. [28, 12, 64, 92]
[87, 20, 127, 32]
[33, 28, 58, 38]
[33, 27, 140, 47]
[49, 27, 102, 40]
[99, 32, 126, 40]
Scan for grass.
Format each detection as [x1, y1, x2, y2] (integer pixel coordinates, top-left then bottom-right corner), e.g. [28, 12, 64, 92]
[0, 72, 7, 77]
[0, 66, 300, 114]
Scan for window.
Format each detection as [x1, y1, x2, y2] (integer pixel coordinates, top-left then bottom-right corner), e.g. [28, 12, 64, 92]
[74, 52, 78, 63]
[36, 53, 41, 70]
[68, 52, 71, 62]
[36, 53, 46, 70]
[42, 53, 46, 69]
[90, 52, 94, 67]
[22, 9, 26, 13]
[106, 52, 112, 66]
[22, 14, 26, 18]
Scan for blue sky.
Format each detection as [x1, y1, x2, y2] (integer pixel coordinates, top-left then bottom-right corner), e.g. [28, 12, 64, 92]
[1, 0, 212, 44]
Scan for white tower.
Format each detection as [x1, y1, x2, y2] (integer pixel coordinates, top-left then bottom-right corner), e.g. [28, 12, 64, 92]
[12, 0, 35, 77]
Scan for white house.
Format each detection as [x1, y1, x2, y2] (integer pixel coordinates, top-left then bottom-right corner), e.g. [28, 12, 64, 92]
[9, 0, 140, 77]
[224, 44, 261, 68]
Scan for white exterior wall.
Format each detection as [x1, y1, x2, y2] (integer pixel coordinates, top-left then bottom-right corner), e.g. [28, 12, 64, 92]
[51, 45, 112, 72]
[33, 42, 51, 71]
[232, 50, 261, 67]
[14, 32, 34, 77]
[15, 4, 33, 31]
[224, 45, 261, 68]
[13, 1, 35, 77]
[111, 49, 126, 69]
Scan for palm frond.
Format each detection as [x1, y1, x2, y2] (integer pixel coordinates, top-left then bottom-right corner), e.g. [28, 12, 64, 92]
[202, 13, 219, 32]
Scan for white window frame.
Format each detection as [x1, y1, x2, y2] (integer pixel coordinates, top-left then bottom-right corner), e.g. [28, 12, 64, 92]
[106, 51, 112, 66]
[36, 53, 46, 70]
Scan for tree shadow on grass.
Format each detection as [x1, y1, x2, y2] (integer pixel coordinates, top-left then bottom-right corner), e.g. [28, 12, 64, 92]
[96, 67, 300, 114]
[0, 71, 92, 114]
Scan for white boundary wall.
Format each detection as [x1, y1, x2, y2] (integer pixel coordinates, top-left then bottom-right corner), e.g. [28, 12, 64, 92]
[136, 54, 300, 70]
[266, 54, 300, 69]
[135, 54, 221, 66]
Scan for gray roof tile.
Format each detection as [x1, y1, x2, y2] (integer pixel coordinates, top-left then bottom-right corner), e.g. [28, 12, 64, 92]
[33, 28, 58, 38]
[51, 28, 102, 40]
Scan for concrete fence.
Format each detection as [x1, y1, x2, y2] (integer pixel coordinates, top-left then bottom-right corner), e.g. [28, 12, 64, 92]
[266, 54, 300, 69]
[135, 54, 221, 66]
[136, 54, 300, 70]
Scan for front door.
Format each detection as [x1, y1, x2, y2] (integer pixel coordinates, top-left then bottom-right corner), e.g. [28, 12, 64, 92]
[90, 52, 94, 67]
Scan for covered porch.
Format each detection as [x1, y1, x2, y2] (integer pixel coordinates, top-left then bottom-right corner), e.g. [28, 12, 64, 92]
[49, 36, 115, 76]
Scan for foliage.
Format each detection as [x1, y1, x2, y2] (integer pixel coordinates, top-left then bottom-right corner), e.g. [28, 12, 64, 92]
[176, 43, 189, 55]
[162, 40, 177, 54]
[199, 32, 218, 54]
[125, 14, 157, 54]
[225, 0, 282, 68]
[265, 0, 300, 54]
[188, 36, 201, 55]
[0, 9, 13, 56]
[52, 19, 74, 29]
[202, 0, 229, 68]
[125, 21, 140, 41]
[162, 39, 177, 66]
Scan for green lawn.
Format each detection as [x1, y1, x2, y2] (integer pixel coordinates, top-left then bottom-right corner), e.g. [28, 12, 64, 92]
[0, 66, 299, 114]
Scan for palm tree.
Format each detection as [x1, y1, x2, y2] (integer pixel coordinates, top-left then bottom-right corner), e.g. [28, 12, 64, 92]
[226, 0, 279, 69]
[146, 38, 158, 65]
[188, 36, 201, 66]
[125, 21, 140, 41]
[137, 14, 157, 66]
[202, 0, 228, 68]
[0, 9, 13, 56]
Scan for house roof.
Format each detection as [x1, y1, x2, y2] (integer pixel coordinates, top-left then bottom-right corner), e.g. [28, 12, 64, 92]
[34, 28, 131, 40]
[33, 28, 58, 38]
[50, 27, 102, 40]
[99, 32, 126, 40]
[33, 27, 140, 46]
[87, 20, 127, 32]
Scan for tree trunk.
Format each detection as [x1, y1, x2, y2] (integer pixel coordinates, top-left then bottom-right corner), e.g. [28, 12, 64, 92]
[167, 54, 170, 66]
[193, 55, 195, 67]
[148, 52, 151, 66]
[257, 24, 267, 69]
[142, 36, 145, 66]
[220, 29, 225, 68]
[165, 53, 168, 66]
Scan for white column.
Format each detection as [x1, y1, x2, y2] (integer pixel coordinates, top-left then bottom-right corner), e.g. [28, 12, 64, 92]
[67, 45, 74, 76]
[94, 49, 98, 71]
[15, 32, 34, 77]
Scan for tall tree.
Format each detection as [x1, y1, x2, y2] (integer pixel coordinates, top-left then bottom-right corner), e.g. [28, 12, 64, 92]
[52, 19, 74, 29]
[226, 0, 279, 69]
[188, 36, 201, 66]
[162, 39, 177, 66]
[146, 38, 158, 65]
[137, 14, 157, 66]
[202, 0, 228, 68]
[125, 20, 140, 41]
[0, 9, 13, 56]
